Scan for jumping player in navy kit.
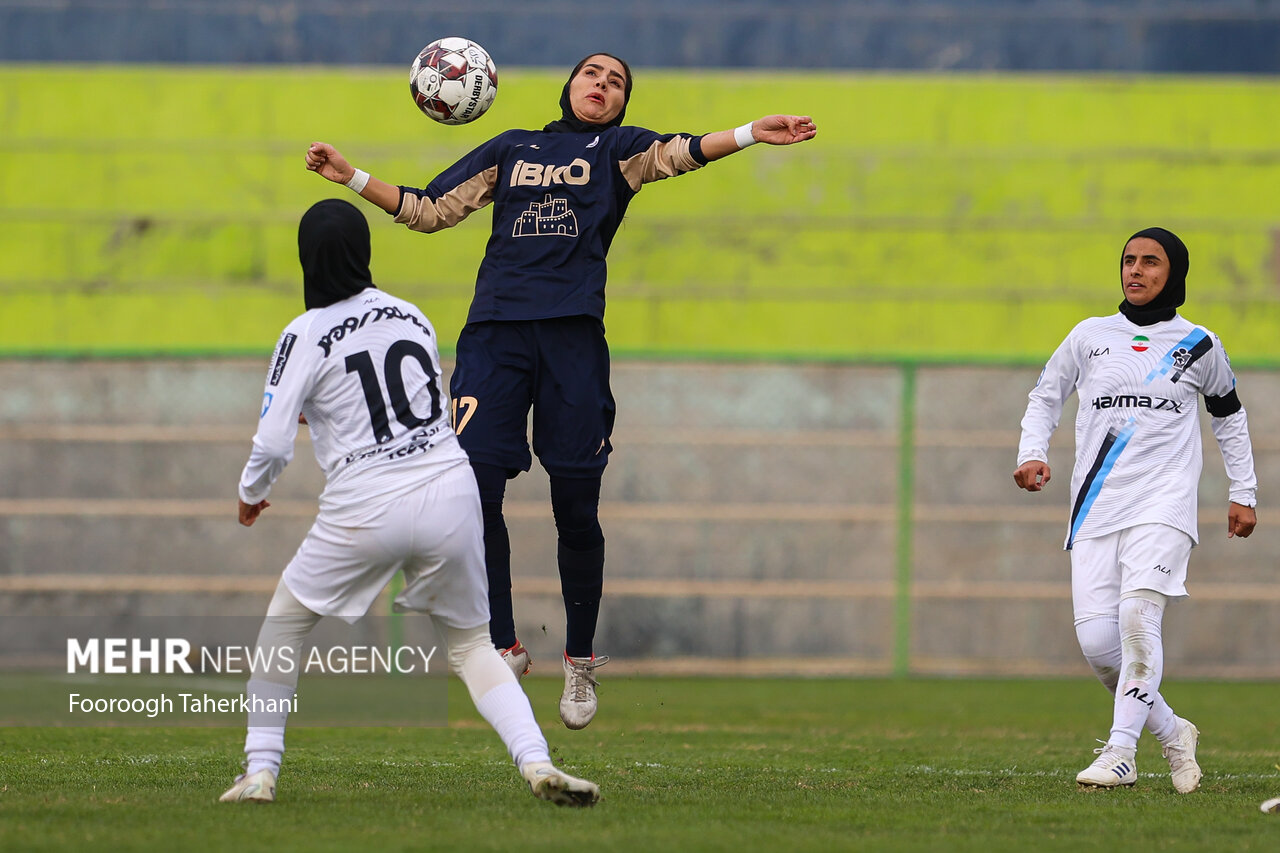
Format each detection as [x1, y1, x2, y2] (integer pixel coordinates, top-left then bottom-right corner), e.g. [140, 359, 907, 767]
[305, 52, 817, 729]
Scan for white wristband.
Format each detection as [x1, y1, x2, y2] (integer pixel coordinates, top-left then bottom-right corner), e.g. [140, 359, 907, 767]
[345, 169, 370, 193]
[733, 122, 757, 150]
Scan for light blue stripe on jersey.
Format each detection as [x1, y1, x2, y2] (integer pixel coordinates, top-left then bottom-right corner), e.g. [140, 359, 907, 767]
[1145, 329, 1209, 383]
[1068, 417, 1138, 548]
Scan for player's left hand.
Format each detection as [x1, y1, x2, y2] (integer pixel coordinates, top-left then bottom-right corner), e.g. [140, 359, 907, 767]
[238, 499, 270, 527]
[1227, 502, 1256, 538]
[754, 115, 818, 145]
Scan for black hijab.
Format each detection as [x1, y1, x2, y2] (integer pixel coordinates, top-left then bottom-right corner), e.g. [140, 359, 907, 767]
[299, 199, 376, 310]
[1118, 226, 1188, 326]
[543, 52, 632, 134]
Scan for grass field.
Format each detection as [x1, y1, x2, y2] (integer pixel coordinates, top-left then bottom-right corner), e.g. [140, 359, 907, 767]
[2, 676, 1279, 851]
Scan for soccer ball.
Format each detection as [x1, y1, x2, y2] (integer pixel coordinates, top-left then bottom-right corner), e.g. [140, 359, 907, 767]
[409, 38, 498, 125]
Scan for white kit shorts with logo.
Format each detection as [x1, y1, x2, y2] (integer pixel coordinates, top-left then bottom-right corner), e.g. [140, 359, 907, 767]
[281, 462, 489, 629]
[1070, 522, 1192, 623]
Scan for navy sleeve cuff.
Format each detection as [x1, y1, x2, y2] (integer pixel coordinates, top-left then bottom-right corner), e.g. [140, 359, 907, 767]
[689, 134, 709, 166]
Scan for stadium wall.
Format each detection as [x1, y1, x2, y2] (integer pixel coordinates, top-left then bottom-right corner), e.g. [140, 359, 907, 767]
[3, 358, 1278, 677]
[3, 66, 1280, 365]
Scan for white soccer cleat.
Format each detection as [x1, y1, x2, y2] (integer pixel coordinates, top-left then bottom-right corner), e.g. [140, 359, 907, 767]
[1161, 717, 1202, 794]
[1076, 744, 1138, 788]
[520, 761, 600, 807]
[1261, 796, 1280, 814]
[218, 768, 276, 803]
[500, 641, 531, 680]
[560, 653, 609, 730]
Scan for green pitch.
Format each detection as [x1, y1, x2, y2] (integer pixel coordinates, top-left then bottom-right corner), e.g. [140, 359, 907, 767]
[2, 677, 1279, 851]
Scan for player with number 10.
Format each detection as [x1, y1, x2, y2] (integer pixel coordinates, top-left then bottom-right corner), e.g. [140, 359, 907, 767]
[221, 199, 598, 807]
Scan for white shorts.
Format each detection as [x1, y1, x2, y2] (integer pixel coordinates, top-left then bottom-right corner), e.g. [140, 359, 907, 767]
[281, 462, 489, 628]
[1070, 523, 1192, 624]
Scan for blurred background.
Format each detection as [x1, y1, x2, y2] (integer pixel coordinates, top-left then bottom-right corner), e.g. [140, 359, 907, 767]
[2, 0, 1278, 677]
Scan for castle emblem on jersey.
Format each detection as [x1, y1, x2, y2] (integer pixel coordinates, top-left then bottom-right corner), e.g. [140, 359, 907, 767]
[513, 195, 579, 237]
[1130, 335, 1150, 352]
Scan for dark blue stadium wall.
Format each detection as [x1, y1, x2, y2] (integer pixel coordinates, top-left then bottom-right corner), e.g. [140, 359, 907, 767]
[3, 0, 1280, 72]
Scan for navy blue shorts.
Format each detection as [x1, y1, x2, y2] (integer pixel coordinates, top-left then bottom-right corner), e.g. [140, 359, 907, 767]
[449, 317, 615, 478]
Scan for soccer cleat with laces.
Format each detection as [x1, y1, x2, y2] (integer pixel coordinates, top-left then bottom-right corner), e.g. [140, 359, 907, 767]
[520, 761, 600, 807]
[500, 641, 531, 680]
[1261, 796, 1280, 814]
[1161, 717, 1202, 794]
[1076, 743, 1138, 788]
[218, 768, 276, 803]
[560, 653, 609, 730]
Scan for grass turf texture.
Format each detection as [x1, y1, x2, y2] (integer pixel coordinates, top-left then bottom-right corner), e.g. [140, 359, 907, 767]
[3, 66, 1280, 363]
[2, 677, 1279, 851]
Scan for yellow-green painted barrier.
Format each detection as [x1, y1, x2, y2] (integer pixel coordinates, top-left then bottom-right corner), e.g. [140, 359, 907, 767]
[3, 66, 1278, 363]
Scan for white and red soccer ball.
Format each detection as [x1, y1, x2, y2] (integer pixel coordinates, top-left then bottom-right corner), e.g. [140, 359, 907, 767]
[409, 37, 498, 125]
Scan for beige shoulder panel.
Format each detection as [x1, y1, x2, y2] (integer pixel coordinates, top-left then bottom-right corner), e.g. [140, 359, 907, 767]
[394, 166, 498, 233]
[618, 137, 703, 193]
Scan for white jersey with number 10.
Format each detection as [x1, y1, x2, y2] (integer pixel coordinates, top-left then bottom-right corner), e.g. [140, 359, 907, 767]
[239, 287, 469, 525]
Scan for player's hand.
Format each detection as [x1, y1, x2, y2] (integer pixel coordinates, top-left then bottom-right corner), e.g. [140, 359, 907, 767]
[1013, 460, 1051, 492]
[753, 115, 817, 145]
[238, 499, 270, 527]
[1227, 502, 1256, 538]
[305, 142, 354, 184]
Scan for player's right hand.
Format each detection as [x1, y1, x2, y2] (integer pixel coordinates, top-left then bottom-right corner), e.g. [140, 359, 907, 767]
[305, 142, 353, 184]
[1013, 460, 1051, 492]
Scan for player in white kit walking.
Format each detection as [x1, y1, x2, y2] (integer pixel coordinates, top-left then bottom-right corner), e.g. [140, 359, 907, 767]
[1014, 227, 1257, 793]
[219, 199, 598, 806]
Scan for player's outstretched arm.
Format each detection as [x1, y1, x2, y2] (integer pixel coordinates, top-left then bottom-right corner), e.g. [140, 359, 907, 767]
[1227, 501, 1257, 539]
[700, 115, 818, 162]
[1013, 460, 1051, 492]
[305, 142, 402, 215]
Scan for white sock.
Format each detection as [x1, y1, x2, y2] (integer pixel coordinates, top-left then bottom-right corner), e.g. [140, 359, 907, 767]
[1075, 612, 1178, 745]
[241, 580, 320, 776]
[474, 682, 552, 768]
[439, 619, 551, 768]
[1109, 596, 1167, 749]
[244, 679, 296, 776]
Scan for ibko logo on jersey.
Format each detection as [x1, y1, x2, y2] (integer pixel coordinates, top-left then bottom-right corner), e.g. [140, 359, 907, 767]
[509, 157, 590, 188]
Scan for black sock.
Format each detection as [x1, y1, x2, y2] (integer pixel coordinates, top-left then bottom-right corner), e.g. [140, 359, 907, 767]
[472, 462, 516, 649]
[559, 542, 604, 658]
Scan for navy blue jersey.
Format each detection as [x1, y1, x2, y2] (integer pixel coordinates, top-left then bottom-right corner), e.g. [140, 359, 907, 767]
[393, 126, 708, 324]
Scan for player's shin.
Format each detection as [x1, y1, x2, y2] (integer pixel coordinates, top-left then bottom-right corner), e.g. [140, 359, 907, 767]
[441, 620, 551, 768]
[558, 543, 604, 657]
[241, 581, 319, 775]
[473, 462, 517, 649]
[1109, 594, 1167, 748]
